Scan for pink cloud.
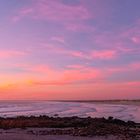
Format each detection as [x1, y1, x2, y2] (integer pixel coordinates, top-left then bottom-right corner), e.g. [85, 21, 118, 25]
[30, 80, 74, 86]
[13, 0, 91, 22]
[40, 43, 87, 59]
[67, 49, 117, 60]
[18, 64, 103, 86]
[41, 42, 118, 60]
[11, 0, 95, 33]
[11, 7, 33, 22]
[91, 50, 117, 59]
[67, 64, 85, 69]
[65, 22, 95, 32]
[107, 67, 126, 74]
[11, 16, 21, 22]
[124, 81, 140, 87]
[89, 20, 140, 57]
[131, 36, 140, 44]
[0, 50, 27, 59]
[10, 63, 62, 81]
[121, 20, 140, 45]
[106, 61, 140, 74]
[63, 68, 101, 81]
[35, 0, 91, 21]
[130, 62, 140, 70]
[11, 0, 112, 35]
[51, 36, 65, 44]
[19, 7, 33, 15]
[1, 61, 140, 100]
[24, 67, 96, 86]
[70, 51, 86, 58]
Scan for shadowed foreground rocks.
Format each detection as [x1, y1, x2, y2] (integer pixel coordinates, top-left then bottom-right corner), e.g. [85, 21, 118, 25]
[0, 116, 140, 139]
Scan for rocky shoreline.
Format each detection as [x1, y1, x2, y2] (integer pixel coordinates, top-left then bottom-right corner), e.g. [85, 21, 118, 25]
[0, 116, 140, 139]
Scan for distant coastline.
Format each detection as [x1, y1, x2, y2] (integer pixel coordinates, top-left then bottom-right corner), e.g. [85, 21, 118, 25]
[0, 99, 140, 102]
[50, 99, 140, 105]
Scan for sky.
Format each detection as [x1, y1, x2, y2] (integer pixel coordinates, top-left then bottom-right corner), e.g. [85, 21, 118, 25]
[0, 0, 140, 100]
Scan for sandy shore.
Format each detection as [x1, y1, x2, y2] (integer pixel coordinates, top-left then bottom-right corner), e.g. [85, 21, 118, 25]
[0, 128, 127, 140]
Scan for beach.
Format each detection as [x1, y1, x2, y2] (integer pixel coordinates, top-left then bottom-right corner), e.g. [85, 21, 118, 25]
[0, 101, 140, 140]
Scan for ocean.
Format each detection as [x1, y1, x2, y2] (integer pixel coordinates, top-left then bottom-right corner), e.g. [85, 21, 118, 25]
[0, 100, 140, 122]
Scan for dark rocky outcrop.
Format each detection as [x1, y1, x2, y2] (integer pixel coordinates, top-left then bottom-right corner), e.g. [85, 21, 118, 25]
[0, 116, 139, 139]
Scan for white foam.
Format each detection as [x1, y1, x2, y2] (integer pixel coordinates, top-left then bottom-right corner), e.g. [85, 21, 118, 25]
[0, 101, 139, 122]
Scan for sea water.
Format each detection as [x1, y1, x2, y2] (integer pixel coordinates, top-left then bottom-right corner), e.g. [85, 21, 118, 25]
[0, 101, 139, 122]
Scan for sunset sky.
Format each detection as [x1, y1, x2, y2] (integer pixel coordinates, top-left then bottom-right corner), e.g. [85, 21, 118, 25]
[0, 0, 140, 100]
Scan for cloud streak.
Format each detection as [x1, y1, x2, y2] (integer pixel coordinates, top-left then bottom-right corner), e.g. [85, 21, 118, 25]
[0, 50, 27, 59]
[12, 0, 91, 22]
